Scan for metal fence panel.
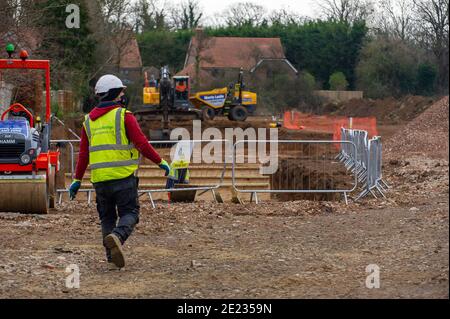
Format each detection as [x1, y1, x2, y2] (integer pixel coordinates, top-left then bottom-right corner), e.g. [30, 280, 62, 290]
[232, 140, 358, 204]
[52, 139, 232, 208]
[337, 129, 390, 201]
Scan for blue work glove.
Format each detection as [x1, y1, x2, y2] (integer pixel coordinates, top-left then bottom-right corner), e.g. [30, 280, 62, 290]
[158, 159, 171, 176]
[69, 179, 81, 200]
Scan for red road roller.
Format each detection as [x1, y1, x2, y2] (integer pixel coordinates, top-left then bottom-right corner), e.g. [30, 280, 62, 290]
[0, 45, 60, 213]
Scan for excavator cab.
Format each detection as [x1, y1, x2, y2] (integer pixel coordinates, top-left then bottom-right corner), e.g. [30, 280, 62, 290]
[173, 76, 190, 110]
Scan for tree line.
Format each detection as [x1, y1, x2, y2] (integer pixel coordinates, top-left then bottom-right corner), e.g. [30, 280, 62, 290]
[1, 0, 448, 103]
[136, 0, 449, 98]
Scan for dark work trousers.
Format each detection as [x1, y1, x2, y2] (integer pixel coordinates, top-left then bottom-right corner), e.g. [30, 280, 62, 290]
[93, 174, 140, 262]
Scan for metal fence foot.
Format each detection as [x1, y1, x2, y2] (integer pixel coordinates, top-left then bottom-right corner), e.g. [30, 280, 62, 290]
[377, 182, 387, 193]
[87, 190, 92, 205]
[343, 192, 348, 205]
[250, 192, 259, 204]
[58, 192, 63, 205]
[254, 192, 259, 205]
[355, 189, 369, 201]
[376, 186, 387, 198]
[148, 192, 156, 209]
[211, 189, 218, 203]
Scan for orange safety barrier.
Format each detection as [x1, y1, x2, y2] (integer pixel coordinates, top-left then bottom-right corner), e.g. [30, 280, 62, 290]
[283, 111, 378, 146]
[333, 117, 378, 142]
[283, 111, 304, 130]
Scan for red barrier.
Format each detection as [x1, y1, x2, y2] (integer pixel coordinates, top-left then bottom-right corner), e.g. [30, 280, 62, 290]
[283, 111, 378, 146]
[283, 111, 303, 130]
[333, 117, 378, 142]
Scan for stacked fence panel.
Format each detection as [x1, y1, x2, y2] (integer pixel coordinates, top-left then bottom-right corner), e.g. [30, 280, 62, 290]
[337, 128, 390, 200]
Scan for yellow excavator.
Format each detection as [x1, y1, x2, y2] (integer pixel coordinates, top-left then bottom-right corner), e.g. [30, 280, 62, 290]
[136, 66, 203, 140]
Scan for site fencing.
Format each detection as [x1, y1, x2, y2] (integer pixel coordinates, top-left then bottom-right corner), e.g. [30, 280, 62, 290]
[231, 140, 358, 205]
[336, 128, 390, 200]
[52, 139, 230, 208]
[53, 135, 384, 206]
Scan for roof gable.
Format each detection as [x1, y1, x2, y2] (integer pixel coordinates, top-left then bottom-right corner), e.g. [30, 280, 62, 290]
[119, 37, 142, 69]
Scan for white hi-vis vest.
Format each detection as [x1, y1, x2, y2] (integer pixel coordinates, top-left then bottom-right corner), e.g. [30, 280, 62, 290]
[83, 107, 139, 183]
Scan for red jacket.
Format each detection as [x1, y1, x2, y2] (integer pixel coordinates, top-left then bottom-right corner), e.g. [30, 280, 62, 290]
[75, 104, 162, 180]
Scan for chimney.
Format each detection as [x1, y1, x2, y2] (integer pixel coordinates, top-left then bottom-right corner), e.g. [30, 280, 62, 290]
[195, 26, 204, 39]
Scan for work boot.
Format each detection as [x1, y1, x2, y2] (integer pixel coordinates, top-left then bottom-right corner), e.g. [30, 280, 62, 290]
[104, 234, 125, 269]
[107, 262, 122, 271]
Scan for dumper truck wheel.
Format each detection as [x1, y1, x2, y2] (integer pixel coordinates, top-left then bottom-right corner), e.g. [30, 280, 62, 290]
[230, 105, 248, 121]
[202, 107, 215, 120]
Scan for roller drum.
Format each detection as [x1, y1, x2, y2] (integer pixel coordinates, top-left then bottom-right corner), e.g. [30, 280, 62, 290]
[0, 173, 49, 214]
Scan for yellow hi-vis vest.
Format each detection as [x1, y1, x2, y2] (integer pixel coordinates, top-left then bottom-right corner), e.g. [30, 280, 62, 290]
[83, 107, 139, 183]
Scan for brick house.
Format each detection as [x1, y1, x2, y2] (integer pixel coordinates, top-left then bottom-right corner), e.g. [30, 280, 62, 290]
[177, 28, 298, 89]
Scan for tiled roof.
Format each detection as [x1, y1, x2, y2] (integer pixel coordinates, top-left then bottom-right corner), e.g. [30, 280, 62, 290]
[184, 36, 286, 71]
[119, 37, 142, 69]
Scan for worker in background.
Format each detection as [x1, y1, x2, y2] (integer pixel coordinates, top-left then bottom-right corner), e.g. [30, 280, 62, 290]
[175, 80, 188, 99]
[69, 75, 171, 270]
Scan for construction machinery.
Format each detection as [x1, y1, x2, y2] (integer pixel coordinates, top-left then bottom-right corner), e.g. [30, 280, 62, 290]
[139, 67, 258, 128]
[136, 66, 202, 140]
[0, 45, 60, 214]
[189, 68, 257, 121]
[189, 68, 258, 121]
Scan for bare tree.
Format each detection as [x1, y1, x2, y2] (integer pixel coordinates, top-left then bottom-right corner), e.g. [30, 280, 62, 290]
[92, 0, 139, 73]
[0, 1, 22, 33]
[131, 0, 168, 32]
[376, 0, 416, 40]
[413, 0, 449, 90]
[100, 0, 133, 29]
[192, 27, 212, 90]
[171, 0, 204, 30]
[0, 0, 50, 35]
[317, 0, 375, 23]
[269, 9, 310, 25]
[222, 2, 268, 27]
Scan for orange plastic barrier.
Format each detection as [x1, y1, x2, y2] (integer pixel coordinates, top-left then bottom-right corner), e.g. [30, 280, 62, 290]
[333, 117, 378, 142]
[283, 111, 303, 130]
[282, 111, 378, 145]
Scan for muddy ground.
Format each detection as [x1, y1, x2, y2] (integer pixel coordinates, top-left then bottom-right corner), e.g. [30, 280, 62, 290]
[0, 151, 448, 299]
[0, 111, 449, 299]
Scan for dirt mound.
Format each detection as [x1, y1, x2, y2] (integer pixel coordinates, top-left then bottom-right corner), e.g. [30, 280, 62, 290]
[385, 96, 449, 160]
[322, 95, 436, 124]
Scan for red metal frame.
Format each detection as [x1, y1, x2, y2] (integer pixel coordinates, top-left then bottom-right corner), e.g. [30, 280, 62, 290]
[0, 58, 59, 174]
[0, 59, 51, 123]
[1, 103, 35, 127]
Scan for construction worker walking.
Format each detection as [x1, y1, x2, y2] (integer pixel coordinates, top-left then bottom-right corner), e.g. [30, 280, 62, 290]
[69, 75, 171, 270]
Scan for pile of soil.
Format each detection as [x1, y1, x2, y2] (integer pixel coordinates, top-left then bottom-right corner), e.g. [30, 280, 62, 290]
[322, 95, 436, 124]
[385, 96, 449, 160]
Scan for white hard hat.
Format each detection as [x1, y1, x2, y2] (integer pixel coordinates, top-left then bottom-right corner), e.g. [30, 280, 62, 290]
[95, 75, 126, 95]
